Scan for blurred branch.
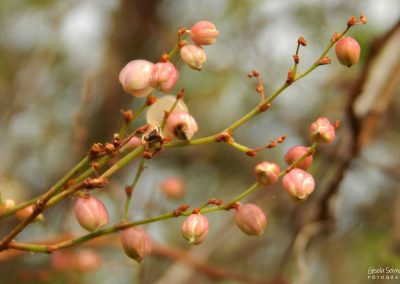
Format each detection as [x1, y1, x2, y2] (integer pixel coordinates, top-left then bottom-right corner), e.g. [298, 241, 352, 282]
[319, 19, 400, 221]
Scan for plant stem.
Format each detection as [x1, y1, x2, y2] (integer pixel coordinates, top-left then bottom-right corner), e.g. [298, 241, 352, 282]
[123, 158, 146, 219]
[7, 182, 261, 253]
[0, 156, 90, 250]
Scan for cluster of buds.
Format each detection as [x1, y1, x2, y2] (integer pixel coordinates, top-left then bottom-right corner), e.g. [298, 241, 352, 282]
[119, 21, 219, 97]
[119, 58, 179, 97]
[282, 117, 336, 200]
[179, 21, 219, 71]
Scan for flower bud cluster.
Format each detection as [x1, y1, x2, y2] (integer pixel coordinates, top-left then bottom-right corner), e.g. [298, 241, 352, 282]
[119, 21, 219, 96]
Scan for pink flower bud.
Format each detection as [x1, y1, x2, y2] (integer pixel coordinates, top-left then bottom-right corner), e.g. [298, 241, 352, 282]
[74, 195, 109, 232]
[189, 21, 219, 45]
[146, 95, 188, 125]
[335, 37, 360, 67]
[284, 146, 313, 170]
[166, 111, 198, 140]
[180, 45, 207, 71]
[309, 117, 336, 144]
[254, 162, 280, 185]
[181, 214, 209, 245]
[120, 227, 152, 263]
[149, 62, 179, 93]
[119, 59, 154, 97]
[234, 203, 267, 236]
[160, 177, 186, 200]
[282, 169, 315, 200]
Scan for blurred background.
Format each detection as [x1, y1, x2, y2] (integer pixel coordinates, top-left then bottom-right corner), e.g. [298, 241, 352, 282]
[0, 0, 399, 283]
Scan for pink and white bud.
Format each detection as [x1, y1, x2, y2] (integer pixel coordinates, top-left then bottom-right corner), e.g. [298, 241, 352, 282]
[149, 62, 179, 93]
[181, 214, 209, 245]
[189, 21, 219, 45]
[120, 227, 152, 263]
[119, 59, 154, 97]
[16, 205, 44, 222]
[284, 146, 313, 170]
[282, 169, 315, 200]
[309, 117, 336, 144]
[254, 162, 280, 185]
[160, 177, 186, 200]
[180, 45, 207, 71]
[234, 203, 267, 236]
[146, 95, 188, 125]
[74, 195, 109, 232]
[166, 111, 198, 140]
[335, 37, 360, 67]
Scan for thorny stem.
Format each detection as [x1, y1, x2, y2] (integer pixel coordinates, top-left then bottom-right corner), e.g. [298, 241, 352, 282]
[123, 158, 147, 219]
[1, 22, 354, 252]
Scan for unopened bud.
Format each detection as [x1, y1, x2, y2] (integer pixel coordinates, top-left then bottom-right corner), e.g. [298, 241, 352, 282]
[309, 117, 336, 143]
[234, 203, 267, 236]
[119, 59, 154, 97]
[160, 177, 186, 200]
[149, 62, 179, 93]
[180, 45, 207, 71]
[181, 214, 209, 245]
[298, 37, 307, 46]
[254, 162, 280, 185]
[74, 195, 109, 232]
[282, 169, 315, 200]
[284, 146, 313, 170]
[347, 16, 357, 27]
[360, 14, 367, 25]
[335, 37, 360, 67]
[166, 111, 198, 140]
[189, 21, 219, 45]
[120, 227, 152, 263]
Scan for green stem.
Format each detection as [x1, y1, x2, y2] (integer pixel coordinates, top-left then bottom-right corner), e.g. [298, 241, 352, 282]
[47, 146, 146, 207]
[123, 158, 146, 219]
[0, 156, 90, 250]
[7, 182, 261, 253]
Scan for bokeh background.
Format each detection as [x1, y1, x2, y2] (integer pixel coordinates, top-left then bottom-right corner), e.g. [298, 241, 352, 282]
[0, 0, 399, 283]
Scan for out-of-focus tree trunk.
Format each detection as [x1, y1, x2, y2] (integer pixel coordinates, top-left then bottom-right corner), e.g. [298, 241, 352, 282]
[90, 0, 161, 143]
